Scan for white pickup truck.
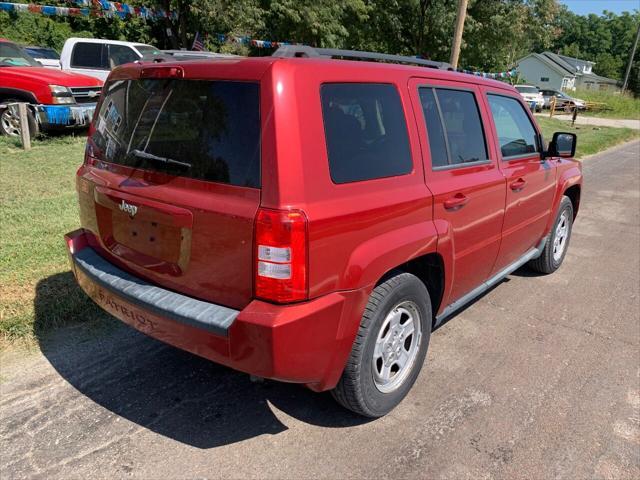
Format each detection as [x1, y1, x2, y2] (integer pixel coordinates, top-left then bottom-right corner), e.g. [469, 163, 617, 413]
[60, 38, 161, 81]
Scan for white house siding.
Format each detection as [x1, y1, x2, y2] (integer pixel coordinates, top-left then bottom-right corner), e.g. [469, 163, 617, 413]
[516, 56, 573, 91]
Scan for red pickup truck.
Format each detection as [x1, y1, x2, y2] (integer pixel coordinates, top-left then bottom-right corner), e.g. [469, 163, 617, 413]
[0, 39, 102, 137]
[65, 47, 582, 417]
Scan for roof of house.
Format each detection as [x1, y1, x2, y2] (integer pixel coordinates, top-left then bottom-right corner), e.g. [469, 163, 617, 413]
[541, 52, 579, 75]
[581, 72, 619, 85]
[522, 52, 576, 77]
[556, 54, 594, 70]
[517, 51, 619, 85]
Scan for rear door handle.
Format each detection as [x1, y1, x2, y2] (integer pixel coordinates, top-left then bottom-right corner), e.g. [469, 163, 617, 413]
[510, 178, 527, 192]
[444, 193, 469, 211]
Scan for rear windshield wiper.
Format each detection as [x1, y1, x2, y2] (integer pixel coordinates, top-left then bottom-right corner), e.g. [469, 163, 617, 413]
[130, 149, 191, 169]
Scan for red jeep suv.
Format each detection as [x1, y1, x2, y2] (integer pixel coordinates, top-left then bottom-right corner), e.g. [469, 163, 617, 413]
[65, 47, 582, 417]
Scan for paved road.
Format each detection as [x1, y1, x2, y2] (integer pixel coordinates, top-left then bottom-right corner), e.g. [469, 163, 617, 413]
[2, 141, 639, 480]
[535, 113, 640, 130]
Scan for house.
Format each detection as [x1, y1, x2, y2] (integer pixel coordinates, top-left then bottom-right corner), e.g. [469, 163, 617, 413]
[516, 52, 620, 92]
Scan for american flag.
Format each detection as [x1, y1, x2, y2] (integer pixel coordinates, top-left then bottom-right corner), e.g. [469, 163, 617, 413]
[192, 32, 205, 51]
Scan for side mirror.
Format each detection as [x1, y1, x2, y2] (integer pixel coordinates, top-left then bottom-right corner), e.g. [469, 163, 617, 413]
[547, 132, 577, 158]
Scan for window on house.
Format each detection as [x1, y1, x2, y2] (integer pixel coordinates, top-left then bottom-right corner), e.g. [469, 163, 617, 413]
[540, 77, 549, 82]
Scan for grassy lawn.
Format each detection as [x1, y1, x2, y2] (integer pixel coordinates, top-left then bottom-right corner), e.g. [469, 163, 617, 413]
[0, 135, 108, 349]
[536, 116, 638, 158]
[0, 122, 638, 349]
[574, 89, 640, 119]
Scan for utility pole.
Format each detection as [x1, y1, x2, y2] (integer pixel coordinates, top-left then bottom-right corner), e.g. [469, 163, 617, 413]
[622, 22, 640, 92]
[449, 0, 469, 69]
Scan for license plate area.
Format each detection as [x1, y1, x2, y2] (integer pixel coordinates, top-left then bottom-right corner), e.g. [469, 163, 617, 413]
[94, 187, 193, 276]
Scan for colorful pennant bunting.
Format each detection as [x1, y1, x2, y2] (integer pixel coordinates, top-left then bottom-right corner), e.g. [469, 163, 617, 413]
[0, 1, 177, 20]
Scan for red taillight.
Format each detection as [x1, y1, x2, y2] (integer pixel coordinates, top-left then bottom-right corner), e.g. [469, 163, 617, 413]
[84, 137, 98, 166]
[255, 208, 308, 303]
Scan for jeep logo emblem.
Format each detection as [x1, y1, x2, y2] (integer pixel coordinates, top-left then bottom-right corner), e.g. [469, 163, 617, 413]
[119, 200, 138, 218]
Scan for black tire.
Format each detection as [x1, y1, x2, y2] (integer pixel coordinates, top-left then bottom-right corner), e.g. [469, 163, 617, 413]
[332, 272, 431, 417]
[0, 101, 39, 139]
[529, 196, 573, 274]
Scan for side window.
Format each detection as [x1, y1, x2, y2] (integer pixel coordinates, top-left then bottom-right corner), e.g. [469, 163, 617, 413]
[418, 88, 448, 168]
[320, 83, 413, 184]
[418, 87, 488, 168]
[71, 42, 106, 69]
[108, 45, 139, 68]
[487, 94, 539, 159]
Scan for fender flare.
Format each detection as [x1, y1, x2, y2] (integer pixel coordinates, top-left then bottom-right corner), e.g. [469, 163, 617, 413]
[316, 221, 448, 391]
[0, 88, 38, 104]
[341, 221, 440, 292]
[544, 165, 582, 235]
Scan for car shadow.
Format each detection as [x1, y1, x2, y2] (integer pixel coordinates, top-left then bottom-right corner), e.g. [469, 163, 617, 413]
[34, 272, 371, 450]
[432, 278, 509, 332]
[509, 264, 546, 278]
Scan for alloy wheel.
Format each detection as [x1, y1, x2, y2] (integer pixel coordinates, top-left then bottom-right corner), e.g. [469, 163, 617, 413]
[372, 301, 422, 393]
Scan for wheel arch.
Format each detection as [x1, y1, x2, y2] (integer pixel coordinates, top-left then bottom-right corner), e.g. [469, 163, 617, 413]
[544, 165, 582, 236]
[375, 251, 445, 328]
[564, 184, 581, 219]
[0, 88, 38, 104]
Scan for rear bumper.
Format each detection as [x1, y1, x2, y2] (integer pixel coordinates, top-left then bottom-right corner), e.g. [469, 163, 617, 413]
[65, 229, 368, 391]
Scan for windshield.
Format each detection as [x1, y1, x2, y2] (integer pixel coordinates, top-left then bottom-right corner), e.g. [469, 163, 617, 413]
[0, 42, 41, 67]
[515, 86, 539, 94]
[135, 45, 162, 56]
[24, 47, 59, 60]
[91, 78, 261, 188]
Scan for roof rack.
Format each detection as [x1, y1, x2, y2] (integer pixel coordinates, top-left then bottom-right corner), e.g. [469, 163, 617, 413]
[272, 45, 452, 70]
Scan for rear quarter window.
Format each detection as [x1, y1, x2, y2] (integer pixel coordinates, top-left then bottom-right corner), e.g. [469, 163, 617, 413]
[320, 83, 412, 184]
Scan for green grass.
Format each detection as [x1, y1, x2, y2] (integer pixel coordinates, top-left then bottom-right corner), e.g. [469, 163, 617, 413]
[0, 122, 638, 348]
[536, 116, 638, 158]
[574, 89, 640, 119]
[0, 135, 108, 348]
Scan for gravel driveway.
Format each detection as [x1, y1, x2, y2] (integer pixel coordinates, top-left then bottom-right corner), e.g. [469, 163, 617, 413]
[1, 140, 639, 480]
[537, 113, 640, 130]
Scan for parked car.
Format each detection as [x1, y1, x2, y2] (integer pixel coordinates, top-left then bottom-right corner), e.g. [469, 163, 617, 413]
[0, 38, 102, 137]
[514, 85, 544, 112]
[65, 46, 582, 417]
[60, 38, 162, 81]
[161, 49, 239, 59]
[137, 50, 239, 64]
[540, 89, 586, 111]
[23, 46, 61, 69]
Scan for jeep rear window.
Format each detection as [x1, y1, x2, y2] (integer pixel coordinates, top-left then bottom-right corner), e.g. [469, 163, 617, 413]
[320, 83, 412, 184]
[91, 79, 261, 188]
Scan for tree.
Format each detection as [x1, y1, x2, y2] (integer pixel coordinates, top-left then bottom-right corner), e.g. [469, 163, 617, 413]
[268, 0, 367, 48]
[1, 0, 637, 96]
[552, 8, 640, 81]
